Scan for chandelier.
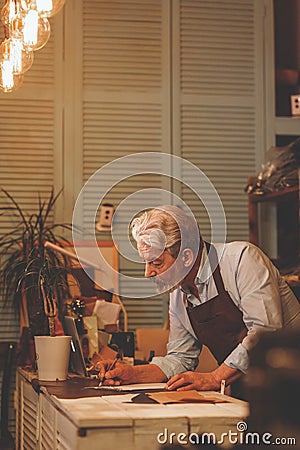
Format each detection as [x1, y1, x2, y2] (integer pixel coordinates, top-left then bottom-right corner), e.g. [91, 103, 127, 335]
[0, 0, 65, 93]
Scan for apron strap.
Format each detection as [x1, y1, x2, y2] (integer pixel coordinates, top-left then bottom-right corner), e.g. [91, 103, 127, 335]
[205, 242, 226, 295]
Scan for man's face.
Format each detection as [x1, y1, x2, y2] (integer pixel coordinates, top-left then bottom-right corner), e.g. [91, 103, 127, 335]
[138, 245, 184, 293]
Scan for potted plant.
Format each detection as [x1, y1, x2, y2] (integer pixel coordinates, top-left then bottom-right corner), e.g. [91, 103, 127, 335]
[0, 188, 72, 353]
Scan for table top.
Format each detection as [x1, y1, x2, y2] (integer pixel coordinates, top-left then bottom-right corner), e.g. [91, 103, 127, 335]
[18, 368, 248, 430]
[55, 391, 249, 429]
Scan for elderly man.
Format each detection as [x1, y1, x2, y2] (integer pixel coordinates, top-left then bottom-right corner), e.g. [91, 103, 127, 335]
[97, 206, 300, 394]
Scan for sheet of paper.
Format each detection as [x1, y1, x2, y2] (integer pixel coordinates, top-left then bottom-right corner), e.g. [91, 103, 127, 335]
[85, 383, 166, 392]
[93, 299, 121, 328]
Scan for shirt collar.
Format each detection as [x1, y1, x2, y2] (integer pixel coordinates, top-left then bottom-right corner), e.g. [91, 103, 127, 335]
[180, 244, 210, 296]
[195, 243, 211, 285]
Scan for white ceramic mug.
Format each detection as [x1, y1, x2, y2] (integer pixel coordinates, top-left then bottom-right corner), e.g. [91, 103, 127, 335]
[34, 335, 71, 381]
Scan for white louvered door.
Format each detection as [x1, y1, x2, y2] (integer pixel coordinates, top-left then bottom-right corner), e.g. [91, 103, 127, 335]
[80, 0, 172, 328]
[172, 0, 264, 243]
[81, 0, 172, 212]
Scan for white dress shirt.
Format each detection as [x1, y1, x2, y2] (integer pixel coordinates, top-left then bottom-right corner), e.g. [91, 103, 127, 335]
[151, 241, 300, 378]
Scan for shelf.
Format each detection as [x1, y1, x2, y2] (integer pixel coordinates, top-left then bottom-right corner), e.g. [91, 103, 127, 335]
[248, 185, 299, 203]
[275, 117, 300, 135]
[248, 185, 299, 268]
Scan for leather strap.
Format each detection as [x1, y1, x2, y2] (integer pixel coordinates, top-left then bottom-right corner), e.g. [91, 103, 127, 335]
[205, 242, 226, 295]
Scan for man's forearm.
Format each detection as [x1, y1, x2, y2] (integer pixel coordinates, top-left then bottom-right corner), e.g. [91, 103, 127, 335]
[211, 362, 242, 387]
[103, 360, 168, 385]
[130, 363, 168, 383]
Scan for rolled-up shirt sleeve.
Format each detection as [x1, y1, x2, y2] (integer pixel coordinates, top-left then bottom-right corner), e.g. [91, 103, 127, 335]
[151, 294, 201, 379]
[224, 243, 284, 373]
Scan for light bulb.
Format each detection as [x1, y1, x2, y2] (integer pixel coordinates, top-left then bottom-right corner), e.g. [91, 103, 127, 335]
[9, 18, 34, 74]
[21, 6, 50, 51]
[10, 37, 33, 74]
[19, 0, 29, 10]
[22, 7, 38, 47]
[36, 0, 65, 18]
[1, 58, 14, 90]
[0, 39, 23, 92]
[1, 0, 21, 28]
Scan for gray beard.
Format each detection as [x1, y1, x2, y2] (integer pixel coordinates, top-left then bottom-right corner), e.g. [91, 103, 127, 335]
[152, 277, 180, 294]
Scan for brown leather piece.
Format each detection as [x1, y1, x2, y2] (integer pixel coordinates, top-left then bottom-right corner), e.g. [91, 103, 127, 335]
[31, 377, 125, 398]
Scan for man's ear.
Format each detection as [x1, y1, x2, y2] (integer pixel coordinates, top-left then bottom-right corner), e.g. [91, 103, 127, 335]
[181, 248, 194, 267]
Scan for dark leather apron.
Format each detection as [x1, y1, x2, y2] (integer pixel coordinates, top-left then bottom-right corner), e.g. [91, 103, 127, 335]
[187, 243, 248, 365]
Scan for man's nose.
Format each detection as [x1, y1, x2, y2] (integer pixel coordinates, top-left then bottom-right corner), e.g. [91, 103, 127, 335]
[144, 263, 155, 278]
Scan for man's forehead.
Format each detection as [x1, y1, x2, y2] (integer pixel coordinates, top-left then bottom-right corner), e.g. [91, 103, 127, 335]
[137, 242, 165, 262]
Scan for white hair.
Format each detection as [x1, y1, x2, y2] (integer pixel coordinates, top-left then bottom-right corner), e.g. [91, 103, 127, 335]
[131, 205, 201, 259]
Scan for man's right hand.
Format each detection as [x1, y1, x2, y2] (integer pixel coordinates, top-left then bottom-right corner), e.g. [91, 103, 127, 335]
[96, 358, 167, 385]
[96, 359, 136, 385]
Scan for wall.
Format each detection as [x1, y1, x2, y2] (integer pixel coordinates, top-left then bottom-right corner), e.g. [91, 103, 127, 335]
[0, 0, 268, 338]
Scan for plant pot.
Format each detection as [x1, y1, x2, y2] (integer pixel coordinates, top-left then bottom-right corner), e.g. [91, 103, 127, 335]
[34, 335, 71, 381]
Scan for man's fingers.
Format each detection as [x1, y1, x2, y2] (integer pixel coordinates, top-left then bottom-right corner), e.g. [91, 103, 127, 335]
[166, 376, 188, 390]
[166, 374, 181, 387]
[96, 360, 114, 379]
[166, 373, 190, 389]
[103, 378, 121, 386]
[105, 367, 121, 379]
[176, 383, 195, 391]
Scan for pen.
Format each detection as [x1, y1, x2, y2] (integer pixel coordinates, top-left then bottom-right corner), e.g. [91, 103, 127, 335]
[98, 353, 121, 387]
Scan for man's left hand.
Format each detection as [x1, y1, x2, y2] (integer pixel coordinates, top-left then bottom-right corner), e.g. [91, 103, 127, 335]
[166, 371, 220, 391]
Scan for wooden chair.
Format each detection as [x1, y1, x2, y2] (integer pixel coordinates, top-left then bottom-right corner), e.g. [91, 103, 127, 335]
[0, 341, 17, 450]
[135, 328, 169, 361]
